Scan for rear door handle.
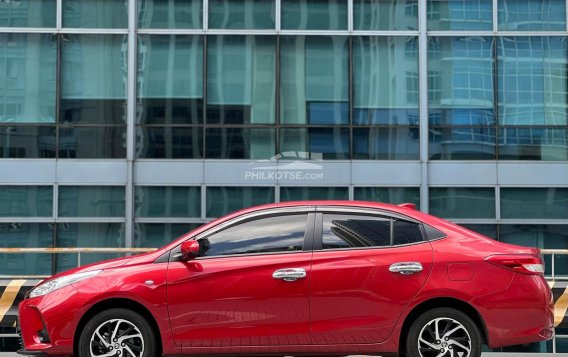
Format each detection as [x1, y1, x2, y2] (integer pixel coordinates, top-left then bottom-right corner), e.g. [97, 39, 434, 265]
[272, 268, 307, 282]
[389, 262, 423, 275]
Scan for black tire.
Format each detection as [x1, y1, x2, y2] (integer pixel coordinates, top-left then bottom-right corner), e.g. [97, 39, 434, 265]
[405, 307, 482, 357]
[78, 308, 157, 357]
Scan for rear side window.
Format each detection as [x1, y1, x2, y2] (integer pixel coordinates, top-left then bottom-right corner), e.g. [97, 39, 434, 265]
[322, 213, 425, 250]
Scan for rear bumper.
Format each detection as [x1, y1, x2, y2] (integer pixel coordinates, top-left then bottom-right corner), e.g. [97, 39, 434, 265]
[471, 273, 554, 348]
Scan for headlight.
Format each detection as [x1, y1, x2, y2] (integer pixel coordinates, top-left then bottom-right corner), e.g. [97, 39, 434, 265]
[29, 270, 102, 298]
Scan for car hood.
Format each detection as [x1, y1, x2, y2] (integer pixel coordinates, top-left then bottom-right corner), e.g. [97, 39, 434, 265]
[39, 255, 133, 284]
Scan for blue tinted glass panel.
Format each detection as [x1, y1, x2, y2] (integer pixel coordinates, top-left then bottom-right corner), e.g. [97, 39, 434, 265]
[0, 0, 56, 27]
[430, 127, 497, 160]
[353, 127, 420, 160]
[354, 187, 420, 209]
[281, 36, 348, 124]
[0, 34, 56, 123]
[430, 187, 496, 219]
[498, 0, 566, 31]
[58, 126, 126, 159]
[354, 0, 417, 30]
[209, 0, 275, 29]
[280, 128, 349, 160]
[497, 37, 567, 126]
[134, 223, 202, 248]
[501, 188, 568, 219]
[0, 126, 56, 159]
[428, 0, 493, 30]
[280, 187, 348, 201]
[137, 126, 203, 159]
[58, 186, 125, 217]
[0, 223, 53, 276]
[135, 186, 201, 218]
[206, 128, 275, 159]
[138, 0, 202, 29]
[459, 224, 497, 239]
[206, 187, 275, 217]
[0, 186, 52, 217]
[281, 0, 347, 30]
[63, 0, 127, 28]
[498, 127, 568, 160]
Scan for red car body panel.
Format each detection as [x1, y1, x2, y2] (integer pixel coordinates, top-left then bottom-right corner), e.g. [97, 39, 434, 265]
[17, 200, 554, 356]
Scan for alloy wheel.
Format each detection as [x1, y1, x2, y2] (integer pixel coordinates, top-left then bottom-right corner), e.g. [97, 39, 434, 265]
[89, 318, 144, 357]
[417, 317, 472, 357]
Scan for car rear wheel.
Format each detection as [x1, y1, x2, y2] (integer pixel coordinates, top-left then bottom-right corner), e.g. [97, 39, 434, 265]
[406, 307, 482, 357]
[78, 308, 157, 357]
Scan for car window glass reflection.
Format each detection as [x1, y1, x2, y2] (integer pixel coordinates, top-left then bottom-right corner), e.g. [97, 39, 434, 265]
[198, 214, 307, 257]
[323, 214, 391, 249]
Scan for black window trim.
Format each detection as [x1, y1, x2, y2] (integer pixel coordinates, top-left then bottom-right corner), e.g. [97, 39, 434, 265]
[314, 206, 428, 252]
[169, 206, 316, 261]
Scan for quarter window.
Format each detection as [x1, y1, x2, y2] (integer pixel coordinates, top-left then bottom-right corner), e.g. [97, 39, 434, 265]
[197, 214, 307, 257]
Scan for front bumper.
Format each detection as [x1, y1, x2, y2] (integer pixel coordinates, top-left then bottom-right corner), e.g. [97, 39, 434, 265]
[16, 349, 48, 356]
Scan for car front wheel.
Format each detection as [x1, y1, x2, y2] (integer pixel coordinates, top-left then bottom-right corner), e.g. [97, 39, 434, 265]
[78, 308, 157, 357]
[406, 307, 482, 357]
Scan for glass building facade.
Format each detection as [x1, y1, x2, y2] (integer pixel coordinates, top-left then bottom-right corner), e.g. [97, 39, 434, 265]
[1, 0, 568, 352]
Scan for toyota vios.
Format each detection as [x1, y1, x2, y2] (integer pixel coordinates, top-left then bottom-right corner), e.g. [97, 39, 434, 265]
[18, 201, 553, 357]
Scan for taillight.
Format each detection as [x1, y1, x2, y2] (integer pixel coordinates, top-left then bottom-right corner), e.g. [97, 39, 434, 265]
[485, 254, 545, 275]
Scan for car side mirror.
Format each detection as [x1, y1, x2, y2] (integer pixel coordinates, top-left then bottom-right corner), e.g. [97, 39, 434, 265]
[180, 240, 200, 261]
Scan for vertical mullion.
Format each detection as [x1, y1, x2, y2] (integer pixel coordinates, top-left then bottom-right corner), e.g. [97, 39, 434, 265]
[125, 0, 137, 249]
[493, 0, 498, 32]
[276, 0, 281, 32]
[418, 0, 429, 213]
[204, 0, 209, 31]
[493, 36, 499, 160]
[56, 0, 62, 30]
[347, 0, 353, 32]
[348, 36, 353, 159]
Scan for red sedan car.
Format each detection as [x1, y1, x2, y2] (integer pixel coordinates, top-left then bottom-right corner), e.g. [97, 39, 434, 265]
[18, 201, 553, 357]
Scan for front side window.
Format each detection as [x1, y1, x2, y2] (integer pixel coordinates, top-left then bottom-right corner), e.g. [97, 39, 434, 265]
[197, 213, 307, 257]
[322, 213, 424, 249]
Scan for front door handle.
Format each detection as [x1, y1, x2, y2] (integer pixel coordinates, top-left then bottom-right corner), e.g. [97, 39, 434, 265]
[389, 262, 423, 275]
[272, 268, 307, 282]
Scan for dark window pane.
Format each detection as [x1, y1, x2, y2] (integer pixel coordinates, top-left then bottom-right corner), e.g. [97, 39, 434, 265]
[459, 224, 497, 239]
[63, 0, 127, 28]
[281, 36, 348, 124]
[429, 187, 496, 219]
[423, 223, 448, 240]
[0, 126, 56, 158]
[500, 225, 568, 276]
[0, 0, 56, 27]
[207, 36, 275, 124]
[501, 188, 568, 219]
[138, 0, 202, 29]
[280, 128, 349, 160]
[137, 126, 203, 159]
[353, 37, 418, 125]
[137, 35, 203, 124]
[323, 214, 391, 249]
[199, 214, 307, 257]
[58, 126, 126, 159]
[281, 0, 347, 30]
[55, 223, 124, 272]
[280, 187, 348, 201]
[206, 186, 274, 217]
[354, 187, 420, 209]
[135, 186, 201, 218]
[0, 186, 52, 217]
[498, 127, 568, 161]
[354, 0, 417, 30]
[497, 37, 567, 126]
[0, 34, 56, 123]
[209, 0, 275, 29]
[59, 186, 125, 217]
[206, 128, 275, 159]
[429, 127, 496, 160]
[498, 0, 566, 31]
[353, 127, 420, 160]
[0, 223, 53, 276]
[428, 0, 493, 30]
[134, 223, 202, 248]
[61, 34, 127, 124]
[393, 220, 423, 245]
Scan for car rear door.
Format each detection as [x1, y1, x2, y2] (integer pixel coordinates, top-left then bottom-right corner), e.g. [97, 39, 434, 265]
[309, 207, 433, 345]
[166, 207, 315, 349]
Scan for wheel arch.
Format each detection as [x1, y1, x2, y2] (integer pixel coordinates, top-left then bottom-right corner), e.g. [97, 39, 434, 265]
[73, 298, 163, 357]
[398, 297, 489, 356]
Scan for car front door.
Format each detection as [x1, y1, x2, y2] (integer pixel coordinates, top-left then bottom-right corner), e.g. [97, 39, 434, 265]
[309, 208, 433, 345]
[166, 208, 315, 349]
